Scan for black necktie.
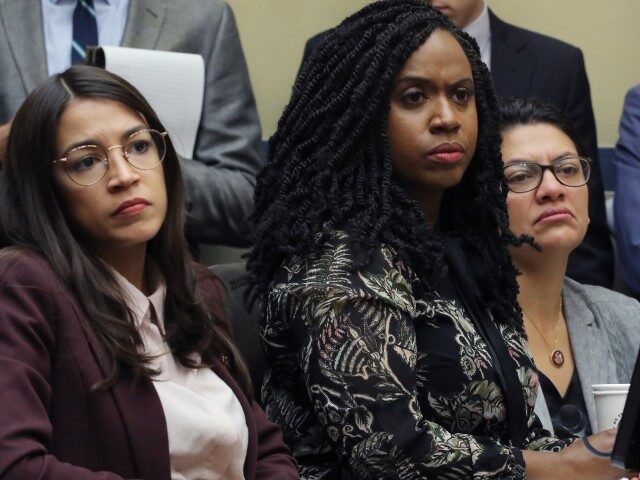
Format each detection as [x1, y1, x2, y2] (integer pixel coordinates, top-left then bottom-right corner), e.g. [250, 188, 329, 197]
[71, 0, 98, 65]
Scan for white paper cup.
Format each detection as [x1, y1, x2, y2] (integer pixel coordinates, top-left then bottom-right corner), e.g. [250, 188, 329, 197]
[592, 383, 630, 431]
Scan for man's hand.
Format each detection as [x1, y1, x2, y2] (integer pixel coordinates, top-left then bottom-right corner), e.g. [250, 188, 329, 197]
[0, 121, 12, 167]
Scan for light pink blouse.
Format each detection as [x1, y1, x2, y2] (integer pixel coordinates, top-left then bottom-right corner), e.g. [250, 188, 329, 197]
[113, 268, 248, 480]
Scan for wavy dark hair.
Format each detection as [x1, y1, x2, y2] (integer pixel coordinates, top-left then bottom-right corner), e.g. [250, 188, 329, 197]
[246, 0, 525, 326]
[0, 66, 251, 395]
[499, 96, 587, 156]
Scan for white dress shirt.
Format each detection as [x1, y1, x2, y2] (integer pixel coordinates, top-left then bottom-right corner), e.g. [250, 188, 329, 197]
[463, 1, 492, 71]
[41, 0, 130, 75]
[112, 265, 248, 480]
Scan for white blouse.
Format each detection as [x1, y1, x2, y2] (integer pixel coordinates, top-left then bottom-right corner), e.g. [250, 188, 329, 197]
[113, 267, 248, 480]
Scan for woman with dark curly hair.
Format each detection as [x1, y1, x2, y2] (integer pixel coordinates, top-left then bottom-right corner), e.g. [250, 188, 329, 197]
[246, 1, 631, 479]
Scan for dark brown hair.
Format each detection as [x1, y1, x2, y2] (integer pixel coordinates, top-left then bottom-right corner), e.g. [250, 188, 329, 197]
[0, 66, 251, 395]
[498, 96, 586, 156]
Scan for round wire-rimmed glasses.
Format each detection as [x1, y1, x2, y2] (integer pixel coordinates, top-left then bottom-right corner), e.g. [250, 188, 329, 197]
[52, 129, 168, 186]
[503, 156, 591, 193]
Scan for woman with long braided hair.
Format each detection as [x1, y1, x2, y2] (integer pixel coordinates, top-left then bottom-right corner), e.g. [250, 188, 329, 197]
[246, 1, 629, 478]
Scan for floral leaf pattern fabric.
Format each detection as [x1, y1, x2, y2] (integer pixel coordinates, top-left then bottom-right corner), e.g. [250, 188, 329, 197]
[261, 232, 571, 479]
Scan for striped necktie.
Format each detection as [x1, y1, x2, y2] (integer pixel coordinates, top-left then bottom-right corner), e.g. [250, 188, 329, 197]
[71, 0, 98, 65]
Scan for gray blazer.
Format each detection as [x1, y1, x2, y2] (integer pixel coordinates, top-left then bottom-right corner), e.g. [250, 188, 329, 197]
[0, 0, 262, 246]
[535, 277, 640, 434]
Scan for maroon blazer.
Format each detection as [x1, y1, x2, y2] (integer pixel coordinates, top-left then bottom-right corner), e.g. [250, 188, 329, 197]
[0, 249, 299, 480]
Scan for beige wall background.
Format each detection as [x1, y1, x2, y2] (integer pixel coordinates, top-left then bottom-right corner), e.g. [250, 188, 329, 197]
[227, 0, 640, 147]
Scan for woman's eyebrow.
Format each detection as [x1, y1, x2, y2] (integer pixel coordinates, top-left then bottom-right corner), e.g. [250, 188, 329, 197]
[61, 138, 100, 155]
[553, 151, 580, 161]
[503, 152, 579, 167]
[503, 158, 538, 167]
[393, 76, 473, 89]
[61, 125, 149, 155]
[120, 125, 148, 140]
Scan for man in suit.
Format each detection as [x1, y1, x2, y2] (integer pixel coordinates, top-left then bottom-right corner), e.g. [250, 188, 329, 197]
[613, 85, 640, 297]
[0, 0, 261, 247]
[301, 0, 613, 288]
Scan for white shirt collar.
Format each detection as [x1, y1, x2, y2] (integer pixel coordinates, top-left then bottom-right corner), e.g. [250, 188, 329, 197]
[109, 261, 167, 334]
[462, 2, 491, 69]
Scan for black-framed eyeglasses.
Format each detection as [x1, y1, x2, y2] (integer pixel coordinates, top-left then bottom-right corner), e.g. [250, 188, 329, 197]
[52, 129, 168, 186]
[503, 156, 591, 193]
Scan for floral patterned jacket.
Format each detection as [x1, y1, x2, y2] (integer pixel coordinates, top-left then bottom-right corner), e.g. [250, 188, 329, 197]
[261, 232, 571, 479]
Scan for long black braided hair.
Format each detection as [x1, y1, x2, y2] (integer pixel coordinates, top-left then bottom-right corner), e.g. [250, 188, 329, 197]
[246, 0, 525, 327]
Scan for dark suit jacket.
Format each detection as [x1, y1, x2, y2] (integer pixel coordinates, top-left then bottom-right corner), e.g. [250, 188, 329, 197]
[300, 10, 614, 288]
[0, 249, 298, 480]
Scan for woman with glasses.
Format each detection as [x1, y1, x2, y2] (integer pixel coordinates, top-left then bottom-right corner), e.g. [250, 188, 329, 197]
[0, 66, 298, 480]
[500, 96, 640, 440]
